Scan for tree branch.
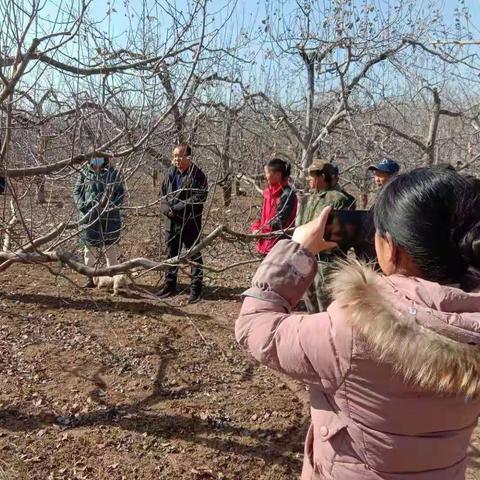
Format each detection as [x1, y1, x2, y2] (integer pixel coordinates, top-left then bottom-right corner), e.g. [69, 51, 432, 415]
[373, 122, 426, 150]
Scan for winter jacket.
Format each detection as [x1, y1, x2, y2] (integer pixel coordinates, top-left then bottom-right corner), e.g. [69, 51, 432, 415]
[251, 182, 297, 255]
[298, 188, 351, 226]
[335, 185, 356, 210]
[73, 165, 124, 247]
[160, 163, 208, 233]
[236, 239, 480, 480]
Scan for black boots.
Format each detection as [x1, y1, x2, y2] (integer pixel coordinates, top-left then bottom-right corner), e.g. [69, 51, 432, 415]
[157, 284, 177, 299]
[157, 283, 202, 304]
[188, 289, 202, 304]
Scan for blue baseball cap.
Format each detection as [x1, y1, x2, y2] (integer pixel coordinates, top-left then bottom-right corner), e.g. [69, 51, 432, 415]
[368, 158, 400, 174]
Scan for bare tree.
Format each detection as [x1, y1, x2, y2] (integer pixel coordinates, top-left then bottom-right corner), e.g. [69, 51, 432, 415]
[0, 0, 479, 285]
[0, 0, 245, 278]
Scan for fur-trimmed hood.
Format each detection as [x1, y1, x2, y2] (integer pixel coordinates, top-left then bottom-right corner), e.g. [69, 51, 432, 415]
[238, 239, 480, 479]
[330, 261, 480, 397]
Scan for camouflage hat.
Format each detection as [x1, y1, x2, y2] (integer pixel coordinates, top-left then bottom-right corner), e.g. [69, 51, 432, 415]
[308, 160, 336, 176]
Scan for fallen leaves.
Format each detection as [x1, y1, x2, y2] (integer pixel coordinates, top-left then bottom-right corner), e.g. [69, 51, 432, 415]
[0, 200, 309, 479]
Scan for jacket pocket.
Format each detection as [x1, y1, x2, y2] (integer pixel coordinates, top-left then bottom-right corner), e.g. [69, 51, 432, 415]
[311, 409, 349, 479]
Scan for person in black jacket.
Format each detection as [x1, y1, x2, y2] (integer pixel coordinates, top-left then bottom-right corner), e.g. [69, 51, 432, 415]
[159, 143, 208, 304]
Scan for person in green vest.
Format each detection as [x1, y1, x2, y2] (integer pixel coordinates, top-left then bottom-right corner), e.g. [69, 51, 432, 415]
[298, 160, 352, 313]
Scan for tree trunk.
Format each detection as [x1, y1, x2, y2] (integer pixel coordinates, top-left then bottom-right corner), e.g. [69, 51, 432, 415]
[36, 136, 48, 204]
[423, 88, 441, 166]
[36, 177, 46, 204]
[152, 169, 159, 188]
[222, 181, 232, 207]
[159, 66, 185, 143]
[221, 112, 233, 207]
[301, 147, 314, 174]
[361, 192, 369, 209]
[298, 49, 316, 178]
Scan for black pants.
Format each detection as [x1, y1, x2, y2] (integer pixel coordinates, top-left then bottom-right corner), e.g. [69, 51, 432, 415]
[164, 224, 203, 291]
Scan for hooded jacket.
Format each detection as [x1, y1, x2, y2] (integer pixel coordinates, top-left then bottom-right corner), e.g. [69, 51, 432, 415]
[73, 164, 124, 247]
[236, 239, 480, 480]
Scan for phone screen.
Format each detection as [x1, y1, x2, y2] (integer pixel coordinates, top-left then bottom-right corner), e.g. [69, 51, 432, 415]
[325, 210, 376, 261]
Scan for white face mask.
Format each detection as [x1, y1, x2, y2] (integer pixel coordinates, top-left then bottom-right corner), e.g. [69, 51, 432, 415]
[90, 157, 104, 167]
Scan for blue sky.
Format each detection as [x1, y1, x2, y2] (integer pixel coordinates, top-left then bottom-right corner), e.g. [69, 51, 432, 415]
[37, 0, 480, 55]
[29, 0, 480, 107]
[79, 0, 480, 38]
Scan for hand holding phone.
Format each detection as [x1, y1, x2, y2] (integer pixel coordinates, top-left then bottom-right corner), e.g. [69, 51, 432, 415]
[292, 207, 338, 255]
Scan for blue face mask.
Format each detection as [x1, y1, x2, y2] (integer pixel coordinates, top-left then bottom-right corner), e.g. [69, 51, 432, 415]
[90, 157, 104, 167]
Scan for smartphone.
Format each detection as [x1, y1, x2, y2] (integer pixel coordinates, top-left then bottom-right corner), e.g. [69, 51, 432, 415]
[0, 176, 5, 195]
[325, 209, 376, 261]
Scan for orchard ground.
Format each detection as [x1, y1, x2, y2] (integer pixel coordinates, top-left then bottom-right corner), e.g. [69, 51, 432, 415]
[0, 178, 479, 479]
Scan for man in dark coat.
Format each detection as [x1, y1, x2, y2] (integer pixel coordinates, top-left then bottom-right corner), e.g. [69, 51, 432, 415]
[159, 143, 208, 304]
[73, 156, 125, 288]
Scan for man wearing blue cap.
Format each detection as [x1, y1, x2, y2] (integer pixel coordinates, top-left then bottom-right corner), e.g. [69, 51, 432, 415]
[368, 158, 400, 188]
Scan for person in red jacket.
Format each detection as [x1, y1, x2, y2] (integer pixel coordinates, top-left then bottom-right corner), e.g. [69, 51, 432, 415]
[251, 158, 297, 255]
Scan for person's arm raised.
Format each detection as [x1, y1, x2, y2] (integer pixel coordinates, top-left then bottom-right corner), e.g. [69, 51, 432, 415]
[236, 208, 348, 390]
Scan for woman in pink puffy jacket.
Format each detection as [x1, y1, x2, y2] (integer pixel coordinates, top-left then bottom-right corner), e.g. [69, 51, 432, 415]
[236, 167, 480, 479]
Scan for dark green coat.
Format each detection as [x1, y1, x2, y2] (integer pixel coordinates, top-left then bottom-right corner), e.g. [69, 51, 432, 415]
[73, 165, 125, 247]
[298, 188, 351, 225]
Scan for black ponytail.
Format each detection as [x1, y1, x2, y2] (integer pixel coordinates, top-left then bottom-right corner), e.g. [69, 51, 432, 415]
[459, 222, 480, 271]
[375, 167, 480, 285]
[465, 175, 480, 195]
